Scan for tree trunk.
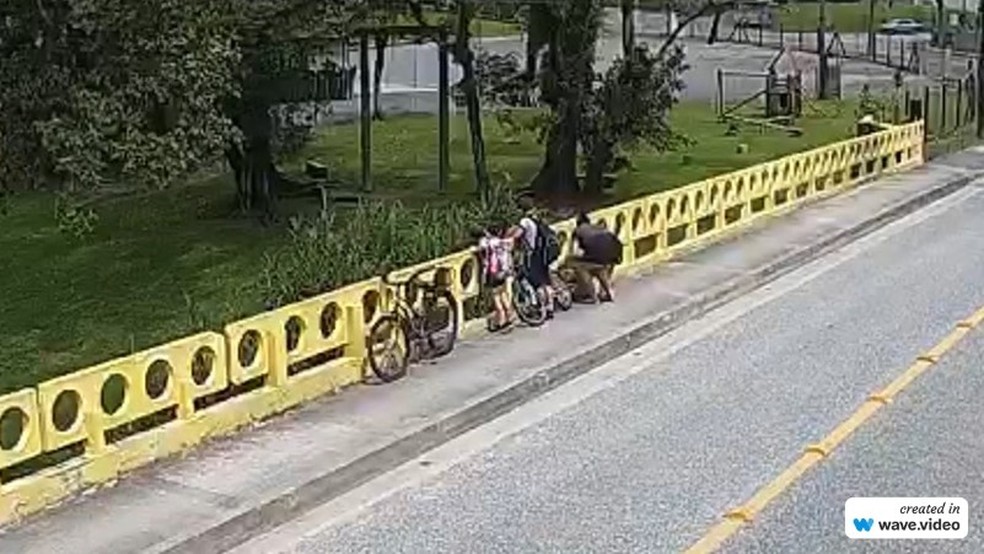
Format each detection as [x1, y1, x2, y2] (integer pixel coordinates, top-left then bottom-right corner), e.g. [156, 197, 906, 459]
[621, 0, 636, 59]
[530, 0, 601, 199]
[525, 43, 539, 78]
[228, 106, 278, 221]
[226, 141, 249, 212]
[584, 139, 614, 195]
[373, 33, 388, 120]
[245, 136, 278, 224]
[708, 8, 723, 44]
[462, 67, 491, 203]
[935, 0, 946, 47]
[455, 1, 492, 203]
[531, 104, 579, 197]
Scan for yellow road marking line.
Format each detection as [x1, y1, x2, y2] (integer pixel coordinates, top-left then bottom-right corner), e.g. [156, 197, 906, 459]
[684, 305, 984, 554]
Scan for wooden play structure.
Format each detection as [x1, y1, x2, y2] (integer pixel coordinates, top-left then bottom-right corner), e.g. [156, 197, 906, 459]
[715, 47, 804, 135]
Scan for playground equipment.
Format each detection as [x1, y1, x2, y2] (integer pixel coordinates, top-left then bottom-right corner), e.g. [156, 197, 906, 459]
[715, 47, 804, 135]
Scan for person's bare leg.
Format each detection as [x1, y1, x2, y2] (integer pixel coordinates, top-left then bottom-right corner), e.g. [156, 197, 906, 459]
[598, 267, 614, 301]
[540, 286, 554, 315]
[500, 289, 515, 324]
[575, 266, 598, 303]
[492, 292, 507, 327]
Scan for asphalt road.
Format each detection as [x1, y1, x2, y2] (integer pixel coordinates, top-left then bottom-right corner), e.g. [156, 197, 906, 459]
[229, 181, 984, 553]
[718, 327, 984, 554]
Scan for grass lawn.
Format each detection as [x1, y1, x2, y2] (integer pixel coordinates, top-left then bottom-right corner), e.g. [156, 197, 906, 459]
[0, 100, 860, 393]
[297, 102, 861, 203]
[778, 2, 936, 33]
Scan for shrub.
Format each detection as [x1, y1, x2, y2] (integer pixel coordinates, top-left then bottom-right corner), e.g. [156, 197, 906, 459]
[258, 182, 521, 308]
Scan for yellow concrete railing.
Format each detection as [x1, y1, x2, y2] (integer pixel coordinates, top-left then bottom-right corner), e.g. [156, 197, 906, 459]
[0, 120, 924, 523]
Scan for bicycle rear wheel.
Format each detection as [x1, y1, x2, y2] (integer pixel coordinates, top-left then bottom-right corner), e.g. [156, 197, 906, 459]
[423, 289, 459, 358]
[551, 272, 573, 312]
[367, 314, 410, 382]
[512, 277, 547, 327]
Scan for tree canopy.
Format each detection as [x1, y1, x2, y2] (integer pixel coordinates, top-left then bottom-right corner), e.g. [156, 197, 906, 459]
[1, 0, 697, 212]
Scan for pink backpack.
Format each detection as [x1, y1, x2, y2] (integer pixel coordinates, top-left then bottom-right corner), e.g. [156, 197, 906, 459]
[481, 237, 509, 281]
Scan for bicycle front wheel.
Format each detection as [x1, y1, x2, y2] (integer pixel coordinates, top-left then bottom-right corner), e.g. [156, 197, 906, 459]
[551, 272, 573, 312]
[367, 314, 410, 383]
[423, 289, 459, 358]
[512, 277, 547, 327]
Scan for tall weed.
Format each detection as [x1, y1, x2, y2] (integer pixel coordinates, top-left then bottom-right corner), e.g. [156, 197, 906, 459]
[259, 183, 521, 308]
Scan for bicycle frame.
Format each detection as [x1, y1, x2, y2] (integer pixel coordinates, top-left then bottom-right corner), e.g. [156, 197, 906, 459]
[382, 268, 445, 334]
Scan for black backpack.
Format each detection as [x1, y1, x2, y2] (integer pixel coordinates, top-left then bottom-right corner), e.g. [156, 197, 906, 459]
[535, 219, 561, 264]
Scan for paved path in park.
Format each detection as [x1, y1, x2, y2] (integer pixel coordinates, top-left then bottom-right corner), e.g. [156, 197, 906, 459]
[5, 143, 984, 553]
[325, 8, 945, 122]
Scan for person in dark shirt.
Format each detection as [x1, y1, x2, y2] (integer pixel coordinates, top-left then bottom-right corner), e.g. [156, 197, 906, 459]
[570, 212, 622, 303]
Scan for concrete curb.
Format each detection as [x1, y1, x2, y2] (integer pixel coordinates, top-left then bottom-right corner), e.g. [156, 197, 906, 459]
[164, 169, 976, 554]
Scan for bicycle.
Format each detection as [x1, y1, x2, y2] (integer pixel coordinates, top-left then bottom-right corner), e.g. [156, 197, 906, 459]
[511, 260, 548, 327]
[367, 267, 459, 383]
[550, 266, 574, 312]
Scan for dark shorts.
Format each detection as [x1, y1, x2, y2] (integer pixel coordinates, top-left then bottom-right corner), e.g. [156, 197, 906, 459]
[485, 275, 507, 290]
[571, 256, 614, 274]
[527, 256, 551, 288]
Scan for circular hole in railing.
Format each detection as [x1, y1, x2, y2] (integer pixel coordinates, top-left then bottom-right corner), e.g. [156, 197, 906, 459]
[557, 231, 569, 253]
[597, 218, 609, 230]
[405, 279, 419, 305]
[783, 164, 791, 179]
[363, 291, 380, 323]
[238, 330, 261, 369]
[695, 191, 705, 210]
[52, 390, 80, 433]
[460, 259, 476, 289]
[772, 167, 780, 182]
[319, 303, 340, 339]
[615, 213, 626, 236]
[649, 203, 660, 225]
[632, 208, 643, 231]
[666, 199, 676, 218]
[285, 316, 305, 353]
[760, 170, 769, 184]
[192, 346, 216, 386]
[145, 360, 172, 400]
[680, 196, 689, 216]
[0, 407, 27, 451]
[100, 374, 127, 416]
[711, 185, 720, 205]
[434, 268, 452, 289]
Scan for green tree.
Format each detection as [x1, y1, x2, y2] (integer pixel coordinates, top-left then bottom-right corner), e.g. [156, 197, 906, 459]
[582, 45, 689, 193]
[451, 0, 492, 203]
[529, 0, 605, 197]
[222, 0, 368, 221]
[524, 0, 704, 197]
[0, 0, 239, 197]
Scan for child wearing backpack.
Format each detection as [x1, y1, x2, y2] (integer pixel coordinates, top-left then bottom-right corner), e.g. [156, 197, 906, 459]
[515, 213, 560, 319]
[512, 196, 562, 319]
[477, 223, 515, 331]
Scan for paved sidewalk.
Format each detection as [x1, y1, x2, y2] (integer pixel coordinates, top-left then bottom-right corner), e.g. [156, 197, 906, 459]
[2, 150, 983, 554]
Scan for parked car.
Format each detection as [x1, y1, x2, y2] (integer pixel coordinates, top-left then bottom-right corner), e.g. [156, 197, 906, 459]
[878, 18, 929, 35]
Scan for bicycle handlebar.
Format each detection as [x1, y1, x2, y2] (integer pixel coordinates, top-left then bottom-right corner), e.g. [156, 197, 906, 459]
[381, 266, 440, 290]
